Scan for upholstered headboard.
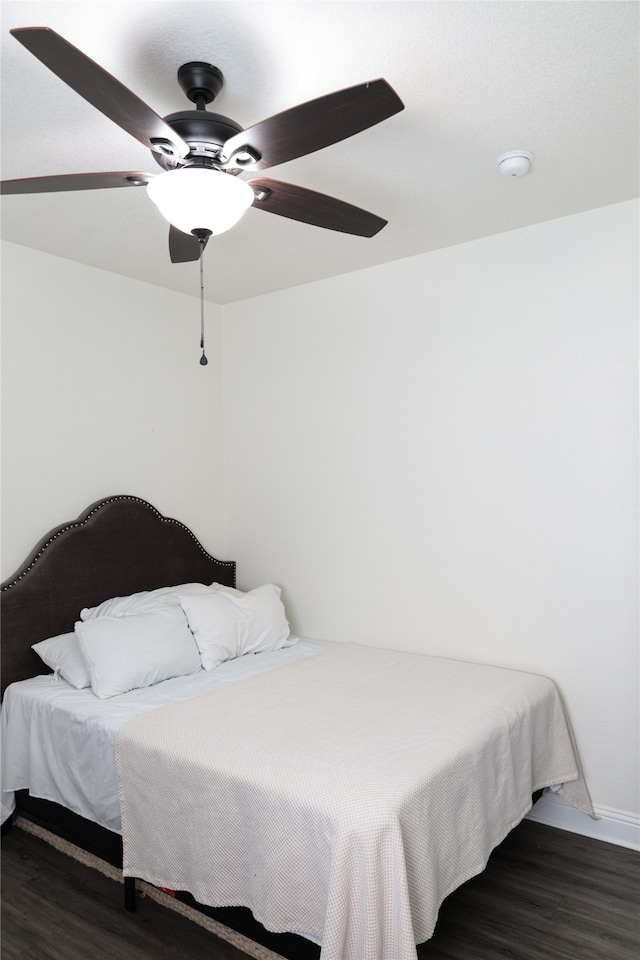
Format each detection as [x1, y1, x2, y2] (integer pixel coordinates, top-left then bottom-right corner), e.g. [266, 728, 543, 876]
[1, 495, 235, 695]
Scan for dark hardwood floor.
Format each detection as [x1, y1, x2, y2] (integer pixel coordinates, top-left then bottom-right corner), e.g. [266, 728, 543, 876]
[418, 819, 639, 960]
[2, 819, 638, 960]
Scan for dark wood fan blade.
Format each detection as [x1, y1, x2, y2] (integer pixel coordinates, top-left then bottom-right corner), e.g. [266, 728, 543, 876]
[169, 225, 208, 263]
[1, 171, 152, 194]
[249, 177, 387, 237]
[222, 79, 404, 171]
[10, 27, 189, 161]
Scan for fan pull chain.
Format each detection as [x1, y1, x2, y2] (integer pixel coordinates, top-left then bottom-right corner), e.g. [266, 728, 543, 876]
[194, 230, 212, 366]
[199, 241, 208, 366]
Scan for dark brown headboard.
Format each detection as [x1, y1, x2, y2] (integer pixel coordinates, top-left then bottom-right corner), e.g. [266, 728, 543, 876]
[1, 495, 235, 695]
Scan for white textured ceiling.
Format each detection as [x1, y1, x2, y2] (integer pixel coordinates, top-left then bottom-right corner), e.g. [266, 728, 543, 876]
[1, 1, 638, 304]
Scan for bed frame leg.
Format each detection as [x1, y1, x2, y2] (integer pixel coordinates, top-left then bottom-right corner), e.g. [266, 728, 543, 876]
[124, 876, 137, 912]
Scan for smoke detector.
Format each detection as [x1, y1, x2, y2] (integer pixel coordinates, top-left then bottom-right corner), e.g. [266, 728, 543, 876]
[496, 150, 534, 177]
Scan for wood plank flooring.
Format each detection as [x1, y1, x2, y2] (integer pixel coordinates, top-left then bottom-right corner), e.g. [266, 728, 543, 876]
[2, 819, 638, 960]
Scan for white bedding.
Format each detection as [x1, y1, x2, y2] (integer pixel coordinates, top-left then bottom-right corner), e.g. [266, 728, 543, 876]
[2, 638, 594, 959]
[0, 637, 334, 830]
[116, 643, 593, 960]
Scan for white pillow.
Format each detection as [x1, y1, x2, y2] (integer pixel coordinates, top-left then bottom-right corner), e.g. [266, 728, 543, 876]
[31, 632, 91, 689]
[75, 607, 201, 699]
[180, 584, 293, 671]
[80, 582, 216, 620]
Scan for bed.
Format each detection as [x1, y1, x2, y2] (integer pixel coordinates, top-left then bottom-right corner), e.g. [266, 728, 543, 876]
[1, 495, 594, 960]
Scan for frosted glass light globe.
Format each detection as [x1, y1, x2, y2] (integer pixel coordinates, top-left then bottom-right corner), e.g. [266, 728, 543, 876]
[147, 167, 254, 236]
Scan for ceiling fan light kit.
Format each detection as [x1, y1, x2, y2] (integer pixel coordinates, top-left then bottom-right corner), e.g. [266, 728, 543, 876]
[496, 150, 534, 177]
[147, 167, 254, 236]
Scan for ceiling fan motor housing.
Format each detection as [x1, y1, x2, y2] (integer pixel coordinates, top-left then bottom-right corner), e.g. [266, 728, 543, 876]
[155, 110, 244, 169]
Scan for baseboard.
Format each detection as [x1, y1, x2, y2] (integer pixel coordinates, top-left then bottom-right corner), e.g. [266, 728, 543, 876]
[526, 789, 640, 851]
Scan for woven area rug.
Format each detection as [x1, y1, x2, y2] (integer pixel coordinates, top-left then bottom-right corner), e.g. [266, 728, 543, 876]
[16, 816, 287, 960]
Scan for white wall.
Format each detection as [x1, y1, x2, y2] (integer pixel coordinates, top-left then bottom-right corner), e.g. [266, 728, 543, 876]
[1, 241, 226, 578]
[222, 200, 639, 819]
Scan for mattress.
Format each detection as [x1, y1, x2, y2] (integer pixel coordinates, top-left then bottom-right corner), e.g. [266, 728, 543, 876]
[0, 636, 335, 830]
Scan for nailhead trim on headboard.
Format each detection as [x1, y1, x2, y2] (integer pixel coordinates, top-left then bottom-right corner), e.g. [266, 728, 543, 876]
[1, 495, 235, 591]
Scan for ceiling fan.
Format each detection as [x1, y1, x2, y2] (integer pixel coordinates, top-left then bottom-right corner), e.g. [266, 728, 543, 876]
[1, 27, 405, 262]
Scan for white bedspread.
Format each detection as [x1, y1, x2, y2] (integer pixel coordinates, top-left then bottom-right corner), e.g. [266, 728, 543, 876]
[116, 643, 593, 960]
